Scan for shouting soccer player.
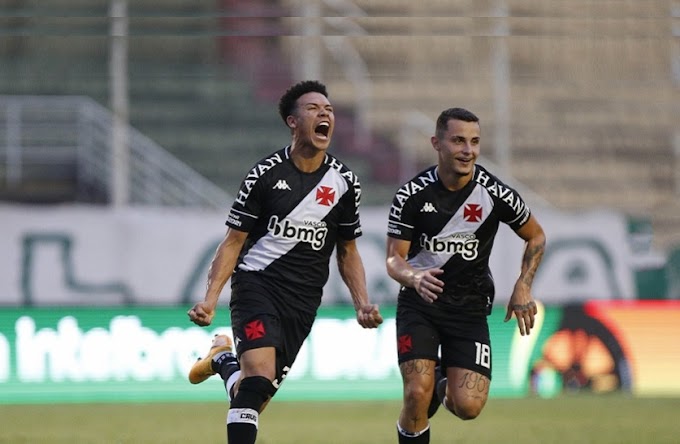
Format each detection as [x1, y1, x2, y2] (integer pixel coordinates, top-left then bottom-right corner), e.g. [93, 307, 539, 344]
[188, 80, 383, 444]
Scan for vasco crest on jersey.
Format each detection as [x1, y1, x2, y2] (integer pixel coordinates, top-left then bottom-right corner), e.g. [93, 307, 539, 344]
[315, 185, 335, 206]
[463, 203, 482, 222]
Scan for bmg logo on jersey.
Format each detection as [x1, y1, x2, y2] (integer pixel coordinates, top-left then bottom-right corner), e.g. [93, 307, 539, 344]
[419, 233, 479, 260]
[267, 215, 328, 250]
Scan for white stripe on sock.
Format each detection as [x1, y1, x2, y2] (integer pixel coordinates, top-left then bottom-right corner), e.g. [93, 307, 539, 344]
[227, 408, 258, 429]
[226, 369, 241, 401]
[397, 422, 430, 437]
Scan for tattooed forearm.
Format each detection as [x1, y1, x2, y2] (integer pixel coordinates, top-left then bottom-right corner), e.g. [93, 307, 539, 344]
[400, 359, 436, 377]
[457, 371, 489, 394]
[520, 241, 545, 287]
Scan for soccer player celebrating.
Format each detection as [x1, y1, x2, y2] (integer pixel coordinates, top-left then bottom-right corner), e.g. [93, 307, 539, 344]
[188, 80, 383, 444]
[385, 108, 546, 443]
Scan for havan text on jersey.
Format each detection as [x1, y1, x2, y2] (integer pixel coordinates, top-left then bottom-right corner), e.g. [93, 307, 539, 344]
[389, 167, 527, 222]
[475, 168, 527, 219]
[235, 152, 285, 205]
[389, 169, 438, 220]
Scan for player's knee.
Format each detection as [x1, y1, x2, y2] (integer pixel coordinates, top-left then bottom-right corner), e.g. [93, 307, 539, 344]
[230, 376, 276, 413]
[404, 383, 432, 407]
[404, 384, 432, 403]
[449, 398, 484, 420]
[454, 405, 482, 420]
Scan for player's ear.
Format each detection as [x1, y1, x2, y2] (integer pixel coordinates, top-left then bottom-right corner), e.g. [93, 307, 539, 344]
[286, 115, 297, 129]
[431, 135, 440, 152]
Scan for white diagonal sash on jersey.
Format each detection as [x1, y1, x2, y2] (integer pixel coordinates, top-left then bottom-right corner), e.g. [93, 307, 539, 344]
[240, 168, 349, 271]
[407, 185, 494, 270]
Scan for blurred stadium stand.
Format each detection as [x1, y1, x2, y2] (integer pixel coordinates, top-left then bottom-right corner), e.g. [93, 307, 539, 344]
[0, 0, 288, 207]
[0, 95, 231, 207]
[0, 0, 678, 250]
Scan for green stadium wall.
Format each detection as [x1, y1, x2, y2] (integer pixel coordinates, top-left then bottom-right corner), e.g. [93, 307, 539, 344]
[0, 204, 674, 308]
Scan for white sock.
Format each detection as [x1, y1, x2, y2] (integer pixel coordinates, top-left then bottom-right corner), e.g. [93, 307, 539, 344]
[397, 422, 430, 437]
[226, 369, 241, 401]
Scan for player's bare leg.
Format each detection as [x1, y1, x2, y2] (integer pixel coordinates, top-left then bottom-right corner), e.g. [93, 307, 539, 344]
[441, 367, 490, 420]
[397, 358, 437, 443]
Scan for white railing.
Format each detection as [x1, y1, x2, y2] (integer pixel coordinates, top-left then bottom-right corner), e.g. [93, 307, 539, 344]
[0, 95, 232, 208]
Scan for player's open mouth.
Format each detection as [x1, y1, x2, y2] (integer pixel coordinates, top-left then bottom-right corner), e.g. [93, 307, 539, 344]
[315, 122, 330, 138]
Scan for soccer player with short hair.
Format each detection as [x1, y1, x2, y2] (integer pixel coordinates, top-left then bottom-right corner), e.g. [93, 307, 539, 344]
[188, 80, 383, 444]
[385, 107, 546, 443]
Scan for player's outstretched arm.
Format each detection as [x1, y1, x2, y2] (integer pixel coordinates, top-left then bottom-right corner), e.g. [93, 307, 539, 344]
[504, 215, 546, 335]
[336, 238, 383, 328]
[188, 228, 248, 327]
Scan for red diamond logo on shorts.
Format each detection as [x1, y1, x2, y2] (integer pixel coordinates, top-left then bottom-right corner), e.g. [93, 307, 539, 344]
[464, 203, 482, 222]
[245, 320, 266, 340]
[316, 186, 336, 206]
[397, 335, 412, 354]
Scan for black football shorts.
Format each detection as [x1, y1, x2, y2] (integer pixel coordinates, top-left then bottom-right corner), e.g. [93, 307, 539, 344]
[396, 298, 492, 379]
[229, 278, 316, 391]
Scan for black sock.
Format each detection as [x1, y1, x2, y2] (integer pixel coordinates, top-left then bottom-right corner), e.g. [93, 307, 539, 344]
[216, 358, 239, 381]
[227, 411, 258, 444]
[397, 424, 430, 444]
[210, 352, 240, 400]
[227, 377, 272, 444]
[210, 351, 237, 375]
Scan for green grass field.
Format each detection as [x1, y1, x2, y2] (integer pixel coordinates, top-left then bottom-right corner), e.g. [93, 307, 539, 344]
[1, 395, 678, 443]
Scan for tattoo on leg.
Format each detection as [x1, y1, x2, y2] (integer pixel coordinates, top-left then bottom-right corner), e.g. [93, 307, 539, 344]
[457, 371, 489, 393]
[400, 359, 435, 376]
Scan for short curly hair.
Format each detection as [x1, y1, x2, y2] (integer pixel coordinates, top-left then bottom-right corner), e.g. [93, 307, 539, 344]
[278, 80, 329, 124]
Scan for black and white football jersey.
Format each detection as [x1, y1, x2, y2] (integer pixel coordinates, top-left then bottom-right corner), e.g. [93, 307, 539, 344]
[226, 146, 362, 308]
[387, 164, 531, 316]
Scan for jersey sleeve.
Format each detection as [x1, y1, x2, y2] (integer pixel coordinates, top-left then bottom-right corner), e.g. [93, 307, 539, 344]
[493, 181, 532, 231]
[225, 173, 265, 232]
[337, 177, 362, 240]
[387, 191, 417, 241]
